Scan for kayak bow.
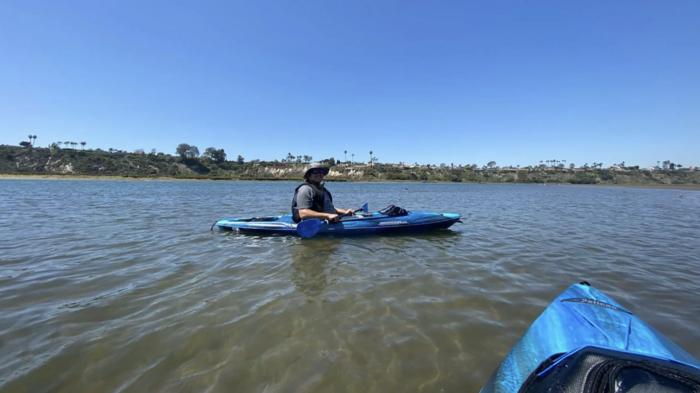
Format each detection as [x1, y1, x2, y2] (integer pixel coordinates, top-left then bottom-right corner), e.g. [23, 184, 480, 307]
[481, 282, 700, 393]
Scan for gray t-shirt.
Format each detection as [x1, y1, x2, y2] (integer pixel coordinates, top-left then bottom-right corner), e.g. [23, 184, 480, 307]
[295, 185, 336, 213]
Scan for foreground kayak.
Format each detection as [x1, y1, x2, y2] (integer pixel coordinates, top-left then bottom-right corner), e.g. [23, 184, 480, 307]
[215, 210, 461, 237]
[482, 282, 700, 393]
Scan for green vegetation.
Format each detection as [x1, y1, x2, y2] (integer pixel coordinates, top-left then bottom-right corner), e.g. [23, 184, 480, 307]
[1, 143, 698, 185]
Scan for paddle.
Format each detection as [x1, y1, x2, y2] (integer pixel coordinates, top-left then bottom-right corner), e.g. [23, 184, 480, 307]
[296, 218, 325, 238]
[296, 203, 369, 239]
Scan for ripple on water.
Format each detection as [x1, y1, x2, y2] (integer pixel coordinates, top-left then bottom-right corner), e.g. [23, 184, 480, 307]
[1, 181, 699, 392]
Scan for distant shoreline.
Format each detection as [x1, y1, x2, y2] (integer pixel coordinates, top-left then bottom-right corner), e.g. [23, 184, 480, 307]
[3, 145, 698, 187]
[0, 174, 192, 181]
[2, 173, 699, 190]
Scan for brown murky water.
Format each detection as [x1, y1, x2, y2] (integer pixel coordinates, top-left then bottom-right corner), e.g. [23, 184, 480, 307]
[1, 180, 699, 392]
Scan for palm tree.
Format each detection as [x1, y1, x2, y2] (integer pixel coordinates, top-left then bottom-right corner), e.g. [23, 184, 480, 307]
[27, 134, 32, 144]
[80, 141, 86, 150]
[351, 153, 355, 164]
[344, 150, 347, 163]
[369, 150, 373, 166]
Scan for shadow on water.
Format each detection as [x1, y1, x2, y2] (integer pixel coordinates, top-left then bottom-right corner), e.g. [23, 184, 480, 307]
[290, 239, 339, 298]
[288, 229, 462, 298]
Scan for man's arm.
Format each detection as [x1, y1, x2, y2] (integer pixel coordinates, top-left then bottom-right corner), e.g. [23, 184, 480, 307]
[298, 208, 339, 222]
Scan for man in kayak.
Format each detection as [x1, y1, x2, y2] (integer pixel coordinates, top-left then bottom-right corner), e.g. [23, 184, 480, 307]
[292, 164, 354, 223]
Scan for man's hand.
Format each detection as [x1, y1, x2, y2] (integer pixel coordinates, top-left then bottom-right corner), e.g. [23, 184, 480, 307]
[327, 213, 340, 223]
[337, 208, 354, 216]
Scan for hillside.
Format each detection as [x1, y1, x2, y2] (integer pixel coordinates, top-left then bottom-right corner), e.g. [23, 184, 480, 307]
[2, 145, 699, 185]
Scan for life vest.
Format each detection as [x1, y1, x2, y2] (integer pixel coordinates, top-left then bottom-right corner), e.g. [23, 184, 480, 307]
[291, 182, 333, 223]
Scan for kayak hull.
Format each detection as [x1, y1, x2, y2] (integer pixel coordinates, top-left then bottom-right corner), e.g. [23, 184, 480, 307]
[481, 282, 700, 393]
[215, 211, 460, 237]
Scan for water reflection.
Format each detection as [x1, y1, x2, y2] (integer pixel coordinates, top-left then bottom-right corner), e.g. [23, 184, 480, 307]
[290, 239, 340, 298]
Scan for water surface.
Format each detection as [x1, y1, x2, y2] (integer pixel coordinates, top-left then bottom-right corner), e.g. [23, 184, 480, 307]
[1, 180, 699, 392]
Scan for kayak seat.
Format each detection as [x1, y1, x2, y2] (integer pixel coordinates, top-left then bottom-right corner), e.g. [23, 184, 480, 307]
[379, 205, 409, 217]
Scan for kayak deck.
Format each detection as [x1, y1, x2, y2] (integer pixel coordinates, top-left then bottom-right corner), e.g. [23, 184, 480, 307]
[481, 282, 700, 393]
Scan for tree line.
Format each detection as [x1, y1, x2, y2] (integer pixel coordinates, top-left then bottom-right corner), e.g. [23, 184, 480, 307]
[13, 137, 692, 171]
[176, 143, 244, 164]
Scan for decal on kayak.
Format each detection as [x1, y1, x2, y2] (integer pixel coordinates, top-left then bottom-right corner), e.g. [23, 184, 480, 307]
[378, 221, 409, 226]
[560, 297, 632, 314]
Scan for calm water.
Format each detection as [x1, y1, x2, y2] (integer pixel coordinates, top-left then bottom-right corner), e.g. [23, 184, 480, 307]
[1, 180, 699, 392]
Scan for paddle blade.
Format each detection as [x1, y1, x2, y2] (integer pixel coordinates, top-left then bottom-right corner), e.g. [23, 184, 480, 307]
[360, 203, 368, 213]
[296, 219, 324, 238]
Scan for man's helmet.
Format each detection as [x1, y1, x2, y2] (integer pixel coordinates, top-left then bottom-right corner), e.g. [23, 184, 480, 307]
[303, 163, 330, 179]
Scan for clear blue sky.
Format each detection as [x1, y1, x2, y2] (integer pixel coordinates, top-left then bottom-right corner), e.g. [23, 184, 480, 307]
[1, 0, 698, 167]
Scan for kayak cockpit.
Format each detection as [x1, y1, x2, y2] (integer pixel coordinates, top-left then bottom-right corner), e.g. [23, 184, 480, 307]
[233, 216, 281, 222]
[519, 346, 700, 393]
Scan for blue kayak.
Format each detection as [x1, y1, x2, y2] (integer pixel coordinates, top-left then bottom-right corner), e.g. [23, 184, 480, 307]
[215, 210, 461, 237]
[481, 282, 700, 393]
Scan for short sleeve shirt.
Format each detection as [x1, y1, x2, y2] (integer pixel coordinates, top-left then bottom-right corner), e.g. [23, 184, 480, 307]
[295, 185, 336, 213]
